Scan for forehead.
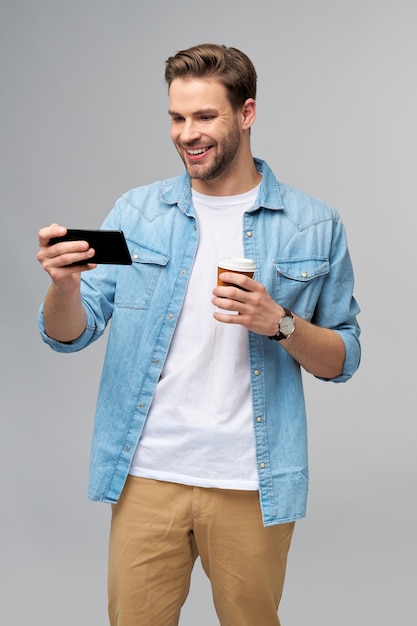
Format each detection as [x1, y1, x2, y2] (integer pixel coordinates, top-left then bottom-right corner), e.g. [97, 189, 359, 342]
[168, 77, 231, 112]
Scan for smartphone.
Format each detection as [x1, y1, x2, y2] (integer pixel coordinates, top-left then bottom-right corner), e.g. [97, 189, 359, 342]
[49, 229, 132, 265]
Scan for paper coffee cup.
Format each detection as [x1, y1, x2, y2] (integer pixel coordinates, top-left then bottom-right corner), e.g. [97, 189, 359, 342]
[217, 256, 256, 287]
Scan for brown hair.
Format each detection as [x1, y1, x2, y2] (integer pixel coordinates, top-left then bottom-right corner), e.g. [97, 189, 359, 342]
[165, 43, 257, 110]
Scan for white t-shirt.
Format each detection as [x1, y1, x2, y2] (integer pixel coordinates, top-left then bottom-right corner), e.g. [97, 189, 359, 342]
[129, 185, 260, 490]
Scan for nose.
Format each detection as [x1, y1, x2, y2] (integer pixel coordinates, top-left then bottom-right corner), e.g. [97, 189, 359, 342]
[179, 119, 201, 144]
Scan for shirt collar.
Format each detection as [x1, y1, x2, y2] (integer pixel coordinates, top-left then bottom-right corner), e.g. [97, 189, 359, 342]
[161, 158, 284, 214]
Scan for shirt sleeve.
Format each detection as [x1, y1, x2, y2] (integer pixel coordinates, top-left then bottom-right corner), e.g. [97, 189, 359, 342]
[313, 215, 361, 383]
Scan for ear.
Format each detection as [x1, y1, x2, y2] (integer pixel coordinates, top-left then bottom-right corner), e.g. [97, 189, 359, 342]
[240, 98, 256, 130]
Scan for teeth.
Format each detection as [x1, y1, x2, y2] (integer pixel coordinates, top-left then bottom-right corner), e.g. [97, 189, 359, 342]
[188, 148, 208, 155]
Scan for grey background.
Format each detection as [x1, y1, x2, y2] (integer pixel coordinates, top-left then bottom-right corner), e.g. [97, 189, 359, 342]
[1, 1, 415, 624]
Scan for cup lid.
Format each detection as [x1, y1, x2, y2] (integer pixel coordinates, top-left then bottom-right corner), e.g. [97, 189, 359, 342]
[218, 256, 256, 272]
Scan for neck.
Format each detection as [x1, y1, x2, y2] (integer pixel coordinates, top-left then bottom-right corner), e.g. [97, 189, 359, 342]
[191, 154, 261, 197]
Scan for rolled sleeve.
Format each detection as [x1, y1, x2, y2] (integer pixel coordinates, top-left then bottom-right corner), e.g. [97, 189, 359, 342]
[316, 316, 361, 383]
[37, 302, 99, 353]
[333, 323, 361, 382]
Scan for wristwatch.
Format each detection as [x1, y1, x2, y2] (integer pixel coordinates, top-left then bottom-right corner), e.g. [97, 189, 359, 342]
[268, 308, 295, 341]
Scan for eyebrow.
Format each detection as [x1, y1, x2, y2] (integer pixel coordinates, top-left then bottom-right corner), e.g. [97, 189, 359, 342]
[168, 108, 218, 117]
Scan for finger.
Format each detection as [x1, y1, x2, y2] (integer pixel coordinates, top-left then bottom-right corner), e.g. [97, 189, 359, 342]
[212, 295, 245, 313]
[213, 310, 245, 325]
[45, 260, 97, 284]
[217, 272, 255, 291]
[51, 244, 95, 268]
[38, 241, 94, 270]
[38, 223, 67, 246]
[53, 261, 97, 275]
[213, 285, 248, 302]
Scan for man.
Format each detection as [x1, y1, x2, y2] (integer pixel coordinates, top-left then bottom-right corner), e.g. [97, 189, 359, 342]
[37, 44, 361, 626]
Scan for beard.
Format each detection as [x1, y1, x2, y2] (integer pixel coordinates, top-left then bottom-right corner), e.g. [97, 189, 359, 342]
[176, 119, 241, 181]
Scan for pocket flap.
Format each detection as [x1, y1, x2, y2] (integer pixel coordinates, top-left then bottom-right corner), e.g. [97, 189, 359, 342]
[274, 258, 329, 281]
[130, 243, 170, 266]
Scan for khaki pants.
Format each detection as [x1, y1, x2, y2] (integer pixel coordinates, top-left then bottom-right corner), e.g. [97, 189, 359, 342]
[108, 476, 295, 626]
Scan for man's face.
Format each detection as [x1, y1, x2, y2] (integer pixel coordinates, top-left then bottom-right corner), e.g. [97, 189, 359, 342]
[168, 77, 243, 186]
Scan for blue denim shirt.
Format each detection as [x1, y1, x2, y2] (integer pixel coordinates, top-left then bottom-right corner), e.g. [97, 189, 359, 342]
[38, 159, 361, 526]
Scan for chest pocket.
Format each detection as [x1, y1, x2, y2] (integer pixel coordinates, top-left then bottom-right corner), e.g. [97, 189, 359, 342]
[273, 257, 329, 319]
[115, 243, 170, 310]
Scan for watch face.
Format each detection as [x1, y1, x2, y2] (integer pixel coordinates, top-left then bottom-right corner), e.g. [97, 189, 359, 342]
[280, 315, 295, 336]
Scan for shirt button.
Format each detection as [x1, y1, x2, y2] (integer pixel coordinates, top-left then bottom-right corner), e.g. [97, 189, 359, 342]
[246, 231, 253, 237]
[124, 445, 131, 452]
[301, 272, 307, 278]
[180, 269, 186, 275]
[153, 358, 159, 364]
[256, 416, 262, 423]
[167, 314, 174, 320]
[253, 369, 260, 376]
[133, 253, 139, 260]
[139, 403, 145, 409]
[260, 462, 265, 469]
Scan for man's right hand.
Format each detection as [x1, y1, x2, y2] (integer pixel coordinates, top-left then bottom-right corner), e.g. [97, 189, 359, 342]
[37, 224, 95, 341]
[37, 223, 96, 293]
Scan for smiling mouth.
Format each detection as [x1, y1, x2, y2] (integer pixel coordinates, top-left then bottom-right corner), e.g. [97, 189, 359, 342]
[186, 146, 212, 157]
